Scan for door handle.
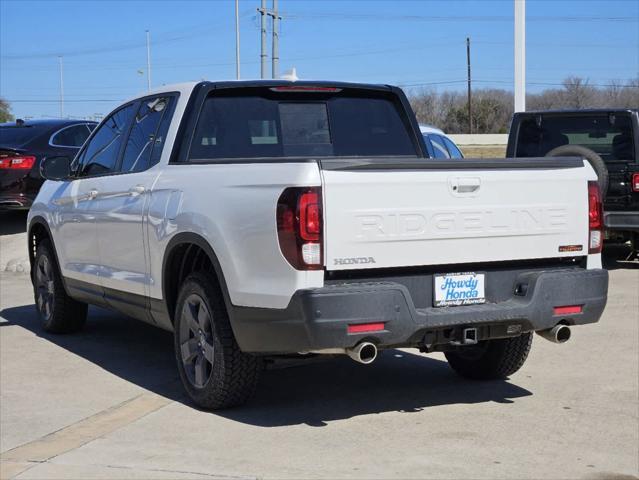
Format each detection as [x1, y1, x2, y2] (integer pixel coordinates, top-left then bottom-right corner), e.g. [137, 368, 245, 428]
[129, 185, 146, 196]
[87, 189, 99, 200]
[450, 177, 481, 195]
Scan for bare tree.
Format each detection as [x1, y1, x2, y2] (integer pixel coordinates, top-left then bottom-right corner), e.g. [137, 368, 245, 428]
[408, 77, 639, 134]
[0, 97, 13, 123]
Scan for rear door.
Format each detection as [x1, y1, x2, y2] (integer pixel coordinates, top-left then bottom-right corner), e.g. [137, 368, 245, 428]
[94, 95, 176, 300]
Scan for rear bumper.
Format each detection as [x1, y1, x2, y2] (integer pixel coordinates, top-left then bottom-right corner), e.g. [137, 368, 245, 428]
[604, 211, 639, 232]
[230, 267, 609, 354]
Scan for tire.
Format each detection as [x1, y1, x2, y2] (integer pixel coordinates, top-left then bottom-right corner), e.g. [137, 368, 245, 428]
[444, 333, 533, 380]
[173, 272, 262, 409]
[546, 145, 609, 197]
[32, 239, 87, 333]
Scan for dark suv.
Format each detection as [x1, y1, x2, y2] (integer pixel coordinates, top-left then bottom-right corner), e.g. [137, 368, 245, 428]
[507, 109, 639, 254]
[0, 119, 97, 210]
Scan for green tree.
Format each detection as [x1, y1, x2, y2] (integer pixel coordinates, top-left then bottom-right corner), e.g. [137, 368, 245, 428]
[0, 97, 14, 123]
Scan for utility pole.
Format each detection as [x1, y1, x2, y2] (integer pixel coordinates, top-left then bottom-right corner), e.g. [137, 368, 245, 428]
[466, 37, 472, 134]
[235, 0, 241, 79]
[514, 0, 526, 112]
[145, 30, 152, 90]
[258, 0, 268, 79]
[270, 0, 280, 79]
[58, 55, 64, 118]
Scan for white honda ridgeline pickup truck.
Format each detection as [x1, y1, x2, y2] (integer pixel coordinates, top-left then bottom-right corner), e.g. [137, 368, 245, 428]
[29, 81, 608, 409]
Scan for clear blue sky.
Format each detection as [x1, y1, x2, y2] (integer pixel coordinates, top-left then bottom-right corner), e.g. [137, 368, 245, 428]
[1, 0, 637, 119]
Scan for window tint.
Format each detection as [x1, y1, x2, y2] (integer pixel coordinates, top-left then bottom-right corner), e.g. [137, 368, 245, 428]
[120, 96, 174, 173]
[0, 124, 50, 147]
[429, 134, 451, 159]
[76, 104, 135, 176]
[50, 124, 92, 147]
[516, 115, 635, 161]
[442, 136, 463, 158]
[188, 91, 416, 160]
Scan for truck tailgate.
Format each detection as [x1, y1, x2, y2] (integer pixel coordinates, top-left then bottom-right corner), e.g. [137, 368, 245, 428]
[320, 158, 593, 270]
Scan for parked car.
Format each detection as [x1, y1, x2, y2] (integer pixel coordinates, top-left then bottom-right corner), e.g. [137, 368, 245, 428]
[420, 124, 464, 158]
[507, 109, 638, 254]
[29, 81, 608, 409]
[0, 119, 97, 210]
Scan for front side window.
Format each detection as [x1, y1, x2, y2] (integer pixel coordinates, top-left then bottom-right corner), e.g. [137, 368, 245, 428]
[188, 90, 417, 160]
[75, 104, 135, 176]
[120, 96, 175, 173]
[50, 124, 93, 147]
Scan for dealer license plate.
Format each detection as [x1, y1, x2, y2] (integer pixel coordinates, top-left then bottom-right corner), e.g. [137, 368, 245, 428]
[434, 272, 485, 307]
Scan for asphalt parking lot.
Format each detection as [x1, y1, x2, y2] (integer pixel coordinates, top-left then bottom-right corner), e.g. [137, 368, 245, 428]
[1, 210, 638, 480]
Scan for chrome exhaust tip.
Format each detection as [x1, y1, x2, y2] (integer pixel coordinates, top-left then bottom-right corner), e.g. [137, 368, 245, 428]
[537, 325, 571, 344]
[346, 342, 378, 364]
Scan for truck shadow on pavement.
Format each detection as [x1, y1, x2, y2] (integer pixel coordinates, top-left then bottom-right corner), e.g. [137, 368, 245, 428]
[1, 303, 533, 427]
[0, 211, 28, 236]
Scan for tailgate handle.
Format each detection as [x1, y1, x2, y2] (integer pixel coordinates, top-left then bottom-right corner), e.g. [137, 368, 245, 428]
[451, 177, 481, 194]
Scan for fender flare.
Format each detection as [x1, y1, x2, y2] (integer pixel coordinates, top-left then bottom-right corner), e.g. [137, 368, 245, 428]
[161, 232, 233, 322]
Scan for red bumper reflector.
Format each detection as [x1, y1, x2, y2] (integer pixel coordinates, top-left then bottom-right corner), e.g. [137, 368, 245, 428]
[553, 305, 583, 316]
[347, 322, 385, 334]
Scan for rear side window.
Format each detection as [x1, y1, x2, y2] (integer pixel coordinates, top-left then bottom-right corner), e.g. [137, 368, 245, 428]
[50, 124, 93, 147]
[188, 90, 417, 160]
[76, 104, 136, 177]
[120, 96, 175, 173]
[515, 114, 635, 161]
[428, 134, 451, 159]
[442, 136, 463, 158]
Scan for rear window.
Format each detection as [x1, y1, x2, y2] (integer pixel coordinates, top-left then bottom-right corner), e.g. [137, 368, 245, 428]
[0, 124, 50, 147]
[188, 90, 417, 160]
[515, 114, 635, 162]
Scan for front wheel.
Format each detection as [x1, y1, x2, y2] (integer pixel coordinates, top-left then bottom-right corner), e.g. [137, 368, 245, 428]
[444, 333, 533, 380]
[32, 239, 87, 333]
[173, 272, 262, 409]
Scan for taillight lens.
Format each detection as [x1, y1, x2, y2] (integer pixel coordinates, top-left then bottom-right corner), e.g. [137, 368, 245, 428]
[277, 187, 323, 270]
[0, 155, 36, 170]
[588, 181, 603, 254]
[632, 173, 639, 192]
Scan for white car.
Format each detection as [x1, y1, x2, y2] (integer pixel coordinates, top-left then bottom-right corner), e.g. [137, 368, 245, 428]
[420, 124, 464, 159]
[28, 80, 608, 409]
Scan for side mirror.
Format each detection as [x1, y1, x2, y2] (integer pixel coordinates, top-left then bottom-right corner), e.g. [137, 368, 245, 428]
[40, 156, 71, 181]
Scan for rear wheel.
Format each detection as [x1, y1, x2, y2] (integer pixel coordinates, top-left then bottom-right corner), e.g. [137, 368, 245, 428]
[32, 239, 87, 333]
[444, 333, 533, 380]
[173, 272, 262, 409]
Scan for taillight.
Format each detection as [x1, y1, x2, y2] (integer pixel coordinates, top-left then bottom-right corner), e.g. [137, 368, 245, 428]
[632, 173, 639, 192]
[588, 181, 603, 254]
[269, 86, 342, 93]
[277, 187, 323, 270]
[0, 155, 36, 170]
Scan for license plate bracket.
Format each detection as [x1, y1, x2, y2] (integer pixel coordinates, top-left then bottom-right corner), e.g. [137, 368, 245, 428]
[434, 272, 485, 307]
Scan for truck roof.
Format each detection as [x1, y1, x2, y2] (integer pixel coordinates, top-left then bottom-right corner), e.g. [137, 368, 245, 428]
[126, 80, 395, 103]
[515, 108, 637, 116]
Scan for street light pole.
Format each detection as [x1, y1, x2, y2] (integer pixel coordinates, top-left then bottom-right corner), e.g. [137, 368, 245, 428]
[58, 55, 64, 118]
[235, 0, 241, 79]
[514, 0, 526, 112]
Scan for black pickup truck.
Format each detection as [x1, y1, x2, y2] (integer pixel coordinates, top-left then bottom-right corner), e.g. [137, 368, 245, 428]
[507, 109, 639, 255]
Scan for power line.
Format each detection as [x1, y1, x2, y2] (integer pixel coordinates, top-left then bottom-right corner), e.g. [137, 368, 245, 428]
[280, 13, 638, 23]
